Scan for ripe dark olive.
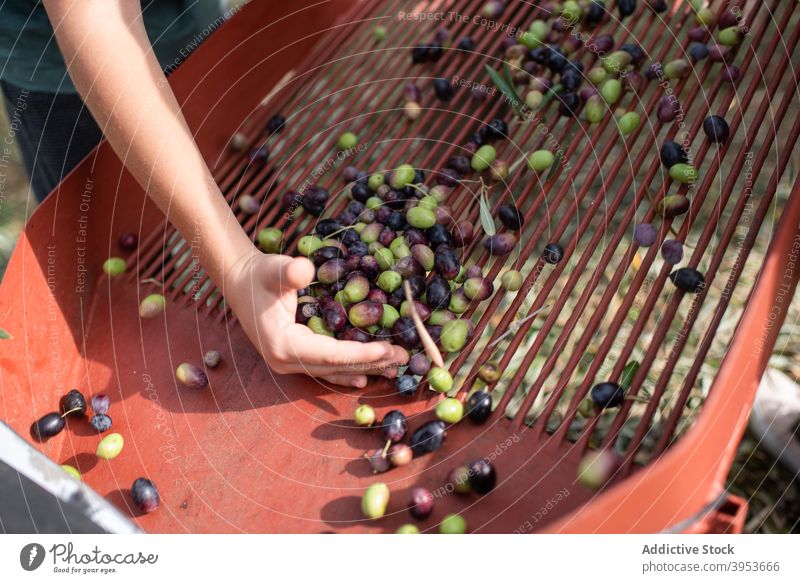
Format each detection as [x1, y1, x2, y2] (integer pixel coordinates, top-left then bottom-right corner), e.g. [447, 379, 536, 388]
[382, 410, 408, 443]
[411, 45, 428, 64]
[427, 42, 443, 62]
[248, 144, 269, 164]
[317, 258, 347, 285]
[452, 221, 474, 247]
[669, 268, 706, 293]
[392, 316, 421, 350]
[409, 487, 435, 519]
[688, 42, 709, 62]
[660, 140, 689, 168]
[426, 276, 452, 310]
[619, 43, 645, 65]
[31, 412, 65, 441]
[315, 218, 343, 238]
[408, 353, 431, 376]
[405, 275, 427, 300]
[434, 78, 455, 101]
[313, 246, 344, 266]
[457, 36, 475, 51]
[543, 242, 564, 264]
[617, 0, 636, 18]
[585, 1, 605, 26]
[118, 232, 138, 252]
[339, 328, 371, 343]
[498, 202, 523, 230]
[60, 389, 87, 418]
[483, 233, 517, 256]
[396, 374, 420, 397]
[468, 460, 497, 495]
[703, 115, 730, 143]
[434, 246, 461, 280]
[349, 301, 383, 328]
[350, 182, 371, 203]
[547, 46, 569, 73]
[365, 448, 391, 474]
[265, 114, 286, 134]
[427, 223, 454, 248]
[359, 255, 380, 280]
[90, 413, 113, 432]
[591, 34, 615, 55]
[447, 155, 471, 175]
[410, 420, 447, 456]
[486, 118, 509, 140]
[559, 92, 581, 116]
[131, 478, 160, 513]
[657, 95, 680, 123]
[395, 256, 424, 279]
[322, 302, 348, 332]
[467, 390, 492, 424]
[591, 381, 625, 409]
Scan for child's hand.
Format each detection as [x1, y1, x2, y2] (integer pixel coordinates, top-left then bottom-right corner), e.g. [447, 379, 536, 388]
[224, 252, 409, 388]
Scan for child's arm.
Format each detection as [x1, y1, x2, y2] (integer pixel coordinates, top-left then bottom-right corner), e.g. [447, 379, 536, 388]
[43, 0, 407, 386]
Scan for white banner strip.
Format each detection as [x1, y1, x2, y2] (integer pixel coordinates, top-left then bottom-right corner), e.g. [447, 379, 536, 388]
[1, 535, 798, 581]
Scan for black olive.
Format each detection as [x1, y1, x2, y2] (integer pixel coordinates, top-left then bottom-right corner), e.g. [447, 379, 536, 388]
[265, 114, 286, 134]
[669, 268, 706, 293]
[618, 0, 637, 18]
[411, 45, 428, 64]
[410, 420, 447, 456]
[660, 140, 689, 168]
[31, 412, 65, 441]
[498, 202, 524, 231]
[59, 389, 87, 418]
[559, 92, 581, 116]
[591, 382, 625, 409]
[468, 460, 497, 494]
[485, 118, 509, 140]
[702, 115, 730, 143]
[585, 1, 606, 26]
[542, 242, 564, 264]
[467, 390, 492, 424]
[381, 410, 408, 443]
[434, 78, 455, 101]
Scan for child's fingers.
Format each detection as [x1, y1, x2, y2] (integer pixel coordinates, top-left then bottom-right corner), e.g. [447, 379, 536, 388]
[285, 329, 408, 369]
[261, 255, 314, 292]
[318, 374, 369, 388]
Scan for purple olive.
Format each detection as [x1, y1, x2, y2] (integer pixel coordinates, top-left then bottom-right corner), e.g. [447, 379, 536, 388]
[339, 327, 371, 343]
[434, 246, 461, 280]
[657, 195, 690, 218]
[409, 487, 435, 519]
[405, 275, 427, 299]
[411, 244, 435, 271]
[365, 449, 391, 474]
[392, 316, 421, 350]
[313, 246, 344, 266]
[722, 65, 740, 83]
[426, 276, 452, 310]
[452, 221, 475, 247]
[317, 258, 347, 284]
[348, 301, 383, 328]
[400, 300, 431, 321]
[382, 410, 408, 442]
[359, 255, 380, 280]
[395, 256, 424, 278]
[91, 394, 111, 415]
[176, 363, 209, 390]
[118, 232, 138, 252]
[483, 233, 517, 256]
[367, 288, 388, 304]
[131, 478, 160, 513]
[296, 300, 319, 324]
[634, 223, 658, 247]
[322, 301, 348, 332]
[463, 277, 493, 301]
[408, 352, 432, 376]
[404, 228, 428, 246]
[661, 240, 684, 264]
[657, 95, 680, 123]
[703, 115, 730, 143]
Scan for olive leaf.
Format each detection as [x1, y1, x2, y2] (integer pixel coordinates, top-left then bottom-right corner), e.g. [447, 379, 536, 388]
[484, 64, 525, 119]
[620, 360, 640, 390]
[479, 191, 497, 236]
[541, 83, 563, 107]
[0, 328, 11, 340]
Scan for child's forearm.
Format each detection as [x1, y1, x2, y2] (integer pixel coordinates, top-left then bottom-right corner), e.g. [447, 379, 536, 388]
[43, 0, 254, 286]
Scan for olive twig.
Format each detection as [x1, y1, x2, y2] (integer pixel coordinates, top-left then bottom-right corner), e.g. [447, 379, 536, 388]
[322, 225, 358, 240]
[140, 278, 163, 286]
[487, 304, 551, 348]
[402, 281, 444, 368]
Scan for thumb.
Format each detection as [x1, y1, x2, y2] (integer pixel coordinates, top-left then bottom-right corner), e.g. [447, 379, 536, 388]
[263, 255, 315, 292]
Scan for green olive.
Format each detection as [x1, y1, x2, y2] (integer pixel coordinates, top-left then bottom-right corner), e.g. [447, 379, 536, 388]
[298, 235, 323, 256]
[139, 293, 166, 319]
[374, 248, 395, 271]
[380, 304, 400, 328]
[618, 111, 641, 135]
[396, 524, 420, 534]
[428, 367, 454, 393]
[96, 433, 124, 460]
[406, 207, 437, 229]
[103, 257, 126, 277]
[471, 145, 497, 171]
[257, 227, 283, 253]
[500, 270, 523, 291]
[435, 397, 464, 423]
[669, 163, 699, 184]
[527, 150, 555, 172]
[439, 513, 467, 534]
[337, 131, 358, 150]
[377, 271, 402, 293]
[361, 482, 390, 519]
[439, 319, 469, 352]
[354, 404, 376, 427]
